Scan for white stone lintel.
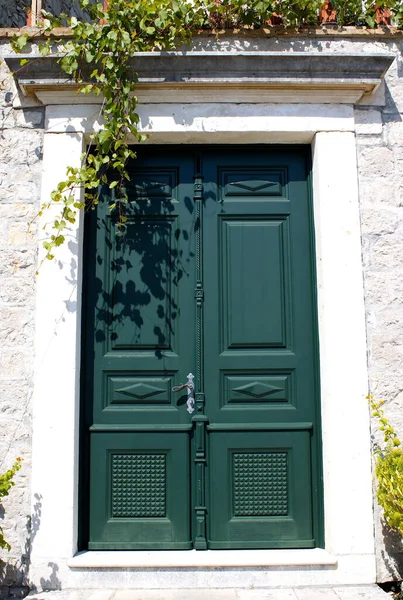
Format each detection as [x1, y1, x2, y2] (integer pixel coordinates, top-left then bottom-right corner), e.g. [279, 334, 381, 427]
[44, 103, 355, 138]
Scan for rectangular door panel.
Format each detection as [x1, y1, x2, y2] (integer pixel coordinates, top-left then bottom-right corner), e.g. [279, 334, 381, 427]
[89, 432, 191, 549]
[208, 430, 314, 549]
[110, 217, 179, 353]
[220, 217, 290, 351]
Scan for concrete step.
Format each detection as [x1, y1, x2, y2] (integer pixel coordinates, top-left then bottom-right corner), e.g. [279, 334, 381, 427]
[25, 585, 391, 600]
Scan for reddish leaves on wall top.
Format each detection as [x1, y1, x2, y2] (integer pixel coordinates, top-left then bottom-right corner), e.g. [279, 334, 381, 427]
[375, 4, 391, 25]
[319, 2, 337, 24]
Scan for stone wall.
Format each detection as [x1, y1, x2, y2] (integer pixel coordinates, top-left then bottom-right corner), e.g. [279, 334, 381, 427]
[0, 40, 43, 596]
[1, 27, 403, 589]
[356, 49, 403, 581]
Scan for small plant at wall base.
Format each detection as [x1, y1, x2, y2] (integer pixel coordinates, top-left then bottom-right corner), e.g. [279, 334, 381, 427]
[369, 396, 403, 539]
[0, 458, 22, 551]
[10, 0, 403, 266]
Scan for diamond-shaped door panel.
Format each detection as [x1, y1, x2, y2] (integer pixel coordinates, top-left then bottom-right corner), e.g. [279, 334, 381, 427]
[125, 169, 178, 201]
[233, 381, 283, 398]
[229, 180, 278, 193]
[220, 169, 286, 199]
[116, 383, 165, 399]
[108, 376, 172, 405]
[222, 374, 292, 406]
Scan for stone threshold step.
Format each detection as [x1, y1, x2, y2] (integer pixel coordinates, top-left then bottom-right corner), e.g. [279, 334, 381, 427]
[26, 586, 389, 600]
[67, 549, 337, 569]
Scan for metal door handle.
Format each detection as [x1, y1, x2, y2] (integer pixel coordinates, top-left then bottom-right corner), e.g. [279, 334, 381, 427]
[172, 373, 195, 414]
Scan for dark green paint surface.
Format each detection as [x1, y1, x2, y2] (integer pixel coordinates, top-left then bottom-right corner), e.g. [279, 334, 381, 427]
[81, 146, 323, 550]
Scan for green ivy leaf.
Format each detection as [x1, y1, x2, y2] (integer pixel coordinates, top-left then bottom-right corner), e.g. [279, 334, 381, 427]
[13, 34, 28, 51]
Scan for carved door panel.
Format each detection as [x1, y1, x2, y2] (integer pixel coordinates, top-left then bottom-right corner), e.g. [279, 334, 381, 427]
[81, 146, 322, 550]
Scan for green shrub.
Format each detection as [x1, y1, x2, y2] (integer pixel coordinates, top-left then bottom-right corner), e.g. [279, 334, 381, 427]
[0, 458, 22, 552]
[369, 396, 403, 538]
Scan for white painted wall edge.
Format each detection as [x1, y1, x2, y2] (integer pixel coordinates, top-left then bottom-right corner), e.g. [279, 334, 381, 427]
[312, 131, 374, 557]
[31, 131, 85, 560]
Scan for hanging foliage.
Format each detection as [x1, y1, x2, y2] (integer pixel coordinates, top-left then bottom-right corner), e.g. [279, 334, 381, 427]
[9, 0, 403, 264]
[12, 0, 210, 263]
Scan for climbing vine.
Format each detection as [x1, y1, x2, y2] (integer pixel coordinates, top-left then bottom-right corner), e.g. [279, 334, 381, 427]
[12, 0, 212, 262]
[9, 0, 403, 262]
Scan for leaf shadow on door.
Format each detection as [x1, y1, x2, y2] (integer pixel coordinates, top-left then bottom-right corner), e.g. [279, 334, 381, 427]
[90, 179, 196, 362]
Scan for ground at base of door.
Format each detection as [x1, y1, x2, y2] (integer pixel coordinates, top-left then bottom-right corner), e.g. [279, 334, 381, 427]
[22, 586, 391, 600]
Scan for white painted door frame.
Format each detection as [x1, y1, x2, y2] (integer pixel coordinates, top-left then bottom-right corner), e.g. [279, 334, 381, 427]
[29, 100, 375, 589]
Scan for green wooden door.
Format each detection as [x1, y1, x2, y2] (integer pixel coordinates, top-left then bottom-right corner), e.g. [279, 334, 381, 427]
[81, 146, 322, 550]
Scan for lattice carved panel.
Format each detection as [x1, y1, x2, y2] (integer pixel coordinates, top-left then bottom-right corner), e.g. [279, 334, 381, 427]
[233, 452, 288, 517]
[112, 454, 166, 518]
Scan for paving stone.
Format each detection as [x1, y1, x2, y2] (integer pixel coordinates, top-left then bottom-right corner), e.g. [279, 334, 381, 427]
[294, 589, 339, 600]
[86, 592, 115, 600]
[27, 593, 84, 600]
[332, 585, 389, 599]
[114, 591, 176, 600]
[175, 590, 237, 600]
[236, 589, 298, 600]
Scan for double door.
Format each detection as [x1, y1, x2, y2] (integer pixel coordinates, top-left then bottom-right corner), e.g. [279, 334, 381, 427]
[81, 146, 322, 550]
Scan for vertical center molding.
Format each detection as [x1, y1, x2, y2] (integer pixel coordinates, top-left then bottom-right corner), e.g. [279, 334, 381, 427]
[192, 156, 208, 550]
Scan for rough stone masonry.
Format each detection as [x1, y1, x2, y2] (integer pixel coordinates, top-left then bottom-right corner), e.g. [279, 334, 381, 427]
[2, 26, 403, 592]
[0, 37, 43, 597]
